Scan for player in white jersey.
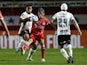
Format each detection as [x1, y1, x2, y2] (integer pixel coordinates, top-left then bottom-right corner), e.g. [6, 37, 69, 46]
[50, 3, 82, 64]
[16, 5, 38, 55]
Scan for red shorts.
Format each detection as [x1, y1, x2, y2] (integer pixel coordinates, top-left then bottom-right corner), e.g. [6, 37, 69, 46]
[30, 33, 44, 42]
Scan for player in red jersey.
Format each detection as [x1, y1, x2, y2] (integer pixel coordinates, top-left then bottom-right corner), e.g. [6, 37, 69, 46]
[23, 8, 49, 62]
[0, 10, 10, 36]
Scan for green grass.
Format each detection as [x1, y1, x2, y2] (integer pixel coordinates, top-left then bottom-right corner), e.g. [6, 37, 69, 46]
[0, 48, 87, 65]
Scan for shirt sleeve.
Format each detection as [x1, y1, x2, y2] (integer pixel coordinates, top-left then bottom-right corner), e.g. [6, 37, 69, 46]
[32, 15, 38, 22]
[70, 13, 75, 20]
[20, 13, 25, 19]
[0, 11, 4, 20]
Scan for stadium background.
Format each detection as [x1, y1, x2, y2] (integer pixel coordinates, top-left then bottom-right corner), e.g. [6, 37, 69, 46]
[0, 0, 87, 49]
[0, 0, 87, 65]
[0, 0, 87, 48]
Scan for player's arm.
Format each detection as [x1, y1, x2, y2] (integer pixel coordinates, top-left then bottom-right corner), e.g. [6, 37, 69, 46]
[19, 12, 31, 23]
[49, 13, 57, 24]
[0, 19, 10, 36]
[72, 19, 82, 35]
[49, 13, 58, 30]
[49, 18, 54, 24]
[18, 22, 24, 35]
[48, 18, 56, 30]
[32, 15, 39, 27]
[19, 17, 30, 23]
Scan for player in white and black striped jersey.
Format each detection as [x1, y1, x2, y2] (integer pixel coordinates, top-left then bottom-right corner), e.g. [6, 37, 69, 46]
[50, 3, 82, 64]
[16, 4, 38, 54]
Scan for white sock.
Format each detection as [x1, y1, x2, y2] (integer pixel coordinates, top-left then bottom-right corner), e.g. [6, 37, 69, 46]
[16, 39, 26, 51]
[60, 48, 69, 60]
[67, 44, 73, 57]
[27, 48, 36, 60]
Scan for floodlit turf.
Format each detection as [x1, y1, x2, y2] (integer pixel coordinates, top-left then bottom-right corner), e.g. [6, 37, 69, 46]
[0, 48, 87, 65]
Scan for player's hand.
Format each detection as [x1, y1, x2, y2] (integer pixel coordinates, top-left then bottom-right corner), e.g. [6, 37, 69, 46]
[2, 31, 10, 38]
[54, 31, 57, 35]
[47, 21, 51, 24]
[79, 31, 82, 36]
[26, 17, 30, 21]
[6, 31, 10, 37]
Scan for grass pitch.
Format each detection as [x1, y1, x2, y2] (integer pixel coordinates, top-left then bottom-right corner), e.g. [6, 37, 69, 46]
[0, 48, 87, 65]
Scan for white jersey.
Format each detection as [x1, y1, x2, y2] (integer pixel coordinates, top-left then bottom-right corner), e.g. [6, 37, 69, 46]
[52, 11, 75, 35]
[19, 11, 38, 33]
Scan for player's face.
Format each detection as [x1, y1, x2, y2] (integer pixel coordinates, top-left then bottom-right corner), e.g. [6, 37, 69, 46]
[38, 12, 45, 18]
[26, 6, 32, 13]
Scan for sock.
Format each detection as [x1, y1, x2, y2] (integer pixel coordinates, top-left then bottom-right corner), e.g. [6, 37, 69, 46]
[60, 48, 69, 60]
[27, 48, 36, 60]
[16, 39, 25, 51]
[23, 39, 33, 52]
[41, 49, 45, 59]
[23, 43, 29, 51]
[41, 44, 45, 59]
[67, 44, 73, 57]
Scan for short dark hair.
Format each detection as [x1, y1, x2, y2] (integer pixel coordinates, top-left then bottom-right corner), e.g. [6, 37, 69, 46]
[38, 8, 45, 14]
[25, 4, 32, 8]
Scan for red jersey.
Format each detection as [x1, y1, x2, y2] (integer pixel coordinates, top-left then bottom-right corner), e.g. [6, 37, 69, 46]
[32, 17, 49, 34]
[0, 11, 3, 19]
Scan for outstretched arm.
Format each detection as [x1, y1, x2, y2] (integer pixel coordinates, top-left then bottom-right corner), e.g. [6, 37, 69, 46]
[19, 17, 30, 23]
[48, 18, 56, 30]
[0, 19, 10, 36]
[72, 19, 82, 35]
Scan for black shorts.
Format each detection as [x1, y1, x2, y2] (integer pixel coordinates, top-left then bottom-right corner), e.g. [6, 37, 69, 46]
[58, 35, 70, 46]
[19, 30, 30, 37]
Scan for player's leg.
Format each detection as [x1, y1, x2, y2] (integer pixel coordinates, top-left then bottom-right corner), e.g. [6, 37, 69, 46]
[22, 34, 35, 55]
[16, 38, 26, 52]
[16, 30, 27, 53]
[40, 39, 45, 62]
[59, 45, 69, 60]
[67, 41, 73, 57]
[21, 33, 30, 55]
[58, 35, 69, 63]
[66, 35, 74, 64]
[26, 41, 37, 61]
[38, 34, 45, 62]
[17, 30, 30, 55]
[22, 38, 33, 55]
